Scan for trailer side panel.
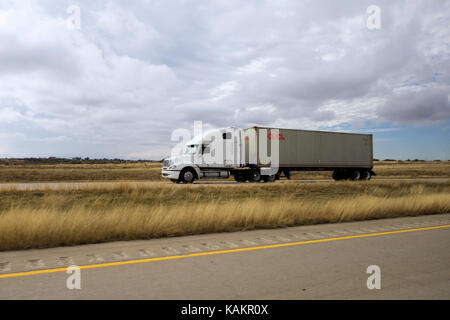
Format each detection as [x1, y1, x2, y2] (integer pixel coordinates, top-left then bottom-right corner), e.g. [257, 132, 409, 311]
[247, 127, 373, 168]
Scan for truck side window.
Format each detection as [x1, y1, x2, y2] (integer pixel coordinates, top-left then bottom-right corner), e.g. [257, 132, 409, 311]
[222, 132, 231, 139]
[202, 144, 210, 154]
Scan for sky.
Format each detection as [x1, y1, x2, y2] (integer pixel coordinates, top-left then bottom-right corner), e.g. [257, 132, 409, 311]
[0, 0, 449, 160]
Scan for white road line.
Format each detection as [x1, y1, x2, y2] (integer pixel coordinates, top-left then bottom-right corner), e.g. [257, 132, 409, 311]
[370, 226, 391, 231]
[0, 262, 11, 272]
[382, 225, 401, 230]
[332, 230, 352, 235]
[25, 259, 45, 270]
[182, 245, 202, 252]
[201, 243, 221, 250]
[273, 236, 292, 242]
[239, 240, 258, 246]
[161, 247, 180, 255]
[86, 254, 104, 263]
[220, 241, 239, 248]
[303, 232, 323, 238]
[256, 237, 277, 244]
[320, 232, 339, 237]
[138, 249, 156, 257]
[56, 257, 74, 266]
[112, 251, 130, 260]
[358, 228, 379, 233]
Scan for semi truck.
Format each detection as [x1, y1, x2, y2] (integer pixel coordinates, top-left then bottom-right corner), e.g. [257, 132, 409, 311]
[161, 126, 375, 183]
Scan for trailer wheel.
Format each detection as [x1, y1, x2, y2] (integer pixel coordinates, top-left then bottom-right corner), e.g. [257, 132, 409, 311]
[180, 168, 196, 184]
[332, 170, 346, 181]
[350, 170, 361, 181]
[332, 171, 341, 181]
[362, 170, 371, 180]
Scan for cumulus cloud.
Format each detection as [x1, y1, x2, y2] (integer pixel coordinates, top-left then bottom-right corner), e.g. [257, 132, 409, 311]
[0, 0, 448, 158]
[377, 87, 450, 125]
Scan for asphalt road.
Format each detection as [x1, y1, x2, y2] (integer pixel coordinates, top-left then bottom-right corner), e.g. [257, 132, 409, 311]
[0, 177, 448, 190]
[1, 213, 449, 299]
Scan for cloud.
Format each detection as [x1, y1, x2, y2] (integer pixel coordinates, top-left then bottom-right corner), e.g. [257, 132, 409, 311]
[377, 87, 450, 125]
[0, 0, 448, 158]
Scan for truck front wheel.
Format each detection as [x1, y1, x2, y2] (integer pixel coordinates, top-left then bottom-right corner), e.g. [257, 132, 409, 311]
[180, 168, 196, 184]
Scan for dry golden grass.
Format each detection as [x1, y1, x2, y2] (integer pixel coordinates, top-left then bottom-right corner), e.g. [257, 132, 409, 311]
[0, 160, 448, 182]
[0, 162, 163, 182]
[0, 181, 448, 251]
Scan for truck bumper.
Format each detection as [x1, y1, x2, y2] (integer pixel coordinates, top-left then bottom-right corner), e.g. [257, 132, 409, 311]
[161, 169, 181, 180]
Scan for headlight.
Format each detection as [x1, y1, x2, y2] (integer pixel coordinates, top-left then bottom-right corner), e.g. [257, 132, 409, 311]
[168, 165, 177, 170]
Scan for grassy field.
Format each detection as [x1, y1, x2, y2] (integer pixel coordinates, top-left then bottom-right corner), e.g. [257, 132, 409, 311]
[0, 160, 448, 182]
[0, 181, 449, 250]
[0, 161, 163, 182]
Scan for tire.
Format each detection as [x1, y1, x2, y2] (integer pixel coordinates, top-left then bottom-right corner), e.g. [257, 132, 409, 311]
[250, 170, 261, 182]
[332, 170, 346, 181]
[362, 170, 371, 180]
[233, 174, 246, 183]
[180, 168, 196, 184]
[262, 175, 276, 182]
[332, 171, 341, 181]
[350, 170, 361, 181]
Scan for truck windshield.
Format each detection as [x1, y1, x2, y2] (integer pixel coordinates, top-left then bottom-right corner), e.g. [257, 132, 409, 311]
[185, 145, 198, 154]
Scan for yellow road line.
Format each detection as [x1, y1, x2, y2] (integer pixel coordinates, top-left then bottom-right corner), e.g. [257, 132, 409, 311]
[1, 224, 449, 279]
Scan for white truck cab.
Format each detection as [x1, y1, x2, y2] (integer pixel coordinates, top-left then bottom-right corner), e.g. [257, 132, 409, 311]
[161, 127, 243, 183]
